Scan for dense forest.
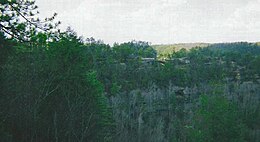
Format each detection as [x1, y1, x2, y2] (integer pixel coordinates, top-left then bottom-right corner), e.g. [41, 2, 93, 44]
[0, 0, 259, 142]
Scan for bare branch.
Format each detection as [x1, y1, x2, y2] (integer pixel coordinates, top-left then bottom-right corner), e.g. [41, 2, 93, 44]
[0, 23, 28, 42]
[10, 4, 50, 32]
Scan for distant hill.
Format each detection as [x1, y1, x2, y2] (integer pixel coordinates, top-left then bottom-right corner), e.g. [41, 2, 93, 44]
[152, 42, 260, 55]
[152, 43, 210, 55]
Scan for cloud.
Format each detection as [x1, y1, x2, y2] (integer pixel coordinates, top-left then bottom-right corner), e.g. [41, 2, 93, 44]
[223, 0, 260, 40]
[36, 0, 260, 44]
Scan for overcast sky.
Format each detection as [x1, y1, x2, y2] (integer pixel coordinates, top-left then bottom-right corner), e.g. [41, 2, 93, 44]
[35, 0, 260, 45]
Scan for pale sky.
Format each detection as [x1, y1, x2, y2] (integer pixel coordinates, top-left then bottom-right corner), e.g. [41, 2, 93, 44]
[35, 0, 260, 45]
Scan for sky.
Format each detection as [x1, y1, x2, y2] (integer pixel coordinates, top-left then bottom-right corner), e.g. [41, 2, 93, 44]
[35, 0, 260, 45]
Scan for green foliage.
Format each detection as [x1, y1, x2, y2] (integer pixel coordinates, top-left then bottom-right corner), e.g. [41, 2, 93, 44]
[1, 1, 259, 141]
[111, 82, 122, 96]
[188, 95, 246, 142]
[0, 31, 114, 141]
[113, 40, 157, 61]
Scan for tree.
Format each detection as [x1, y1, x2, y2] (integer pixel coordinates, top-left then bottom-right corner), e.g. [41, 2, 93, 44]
[188, 95, 246, 142]
[0, 0, 60, 42]
[0, 32, 114, 141]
